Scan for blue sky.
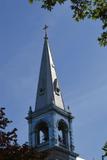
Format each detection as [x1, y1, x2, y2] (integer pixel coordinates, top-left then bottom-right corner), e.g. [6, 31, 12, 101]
[0, 1, 107, 159]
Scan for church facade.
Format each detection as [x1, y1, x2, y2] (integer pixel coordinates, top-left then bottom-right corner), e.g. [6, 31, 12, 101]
[27, 29, 78, 160]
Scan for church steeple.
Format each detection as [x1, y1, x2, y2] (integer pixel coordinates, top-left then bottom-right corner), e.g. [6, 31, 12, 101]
[27, 29, 78, 160]
[35, 27, 64, 111]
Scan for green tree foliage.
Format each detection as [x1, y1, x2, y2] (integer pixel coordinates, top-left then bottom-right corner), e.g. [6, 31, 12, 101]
[102, 142, 107, 156]
[0, 107, 47, 160]
[29, 0, 107, 47]
[0, 107, 17, 147]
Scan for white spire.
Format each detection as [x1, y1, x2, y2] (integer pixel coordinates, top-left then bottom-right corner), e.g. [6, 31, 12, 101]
[35, 32, 64, 111]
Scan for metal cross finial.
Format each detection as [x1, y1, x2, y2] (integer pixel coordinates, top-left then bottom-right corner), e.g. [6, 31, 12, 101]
[43, 25, 48, 38]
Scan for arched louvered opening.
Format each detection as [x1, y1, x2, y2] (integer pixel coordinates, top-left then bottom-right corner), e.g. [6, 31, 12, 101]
[58, 119, 68, 147]
[36, 121, 49, 145]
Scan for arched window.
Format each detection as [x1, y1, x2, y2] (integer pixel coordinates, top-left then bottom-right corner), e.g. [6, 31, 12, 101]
[54, 79, 60, 96]
[39, 78, 45, 96]
[36, 121, 49, 145]
[58, 120, 68, 147]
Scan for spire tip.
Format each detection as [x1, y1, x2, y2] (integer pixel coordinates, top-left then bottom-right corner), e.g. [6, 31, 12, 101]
[43, 25, 48, 39]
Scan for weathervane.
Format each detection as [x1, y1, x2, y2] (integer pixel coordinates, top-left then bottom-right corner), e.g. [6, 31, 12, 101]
[43, 25, 48, 38]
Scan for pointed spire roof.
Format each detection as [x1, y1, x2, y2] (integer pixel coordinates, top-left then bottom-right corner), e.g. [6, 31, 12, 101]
[35, 30, 64, 111]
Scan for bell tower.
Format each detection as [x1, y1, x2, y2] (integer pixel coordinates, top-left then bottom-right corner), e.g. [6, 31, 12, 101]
[27, 26, 78, 160]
